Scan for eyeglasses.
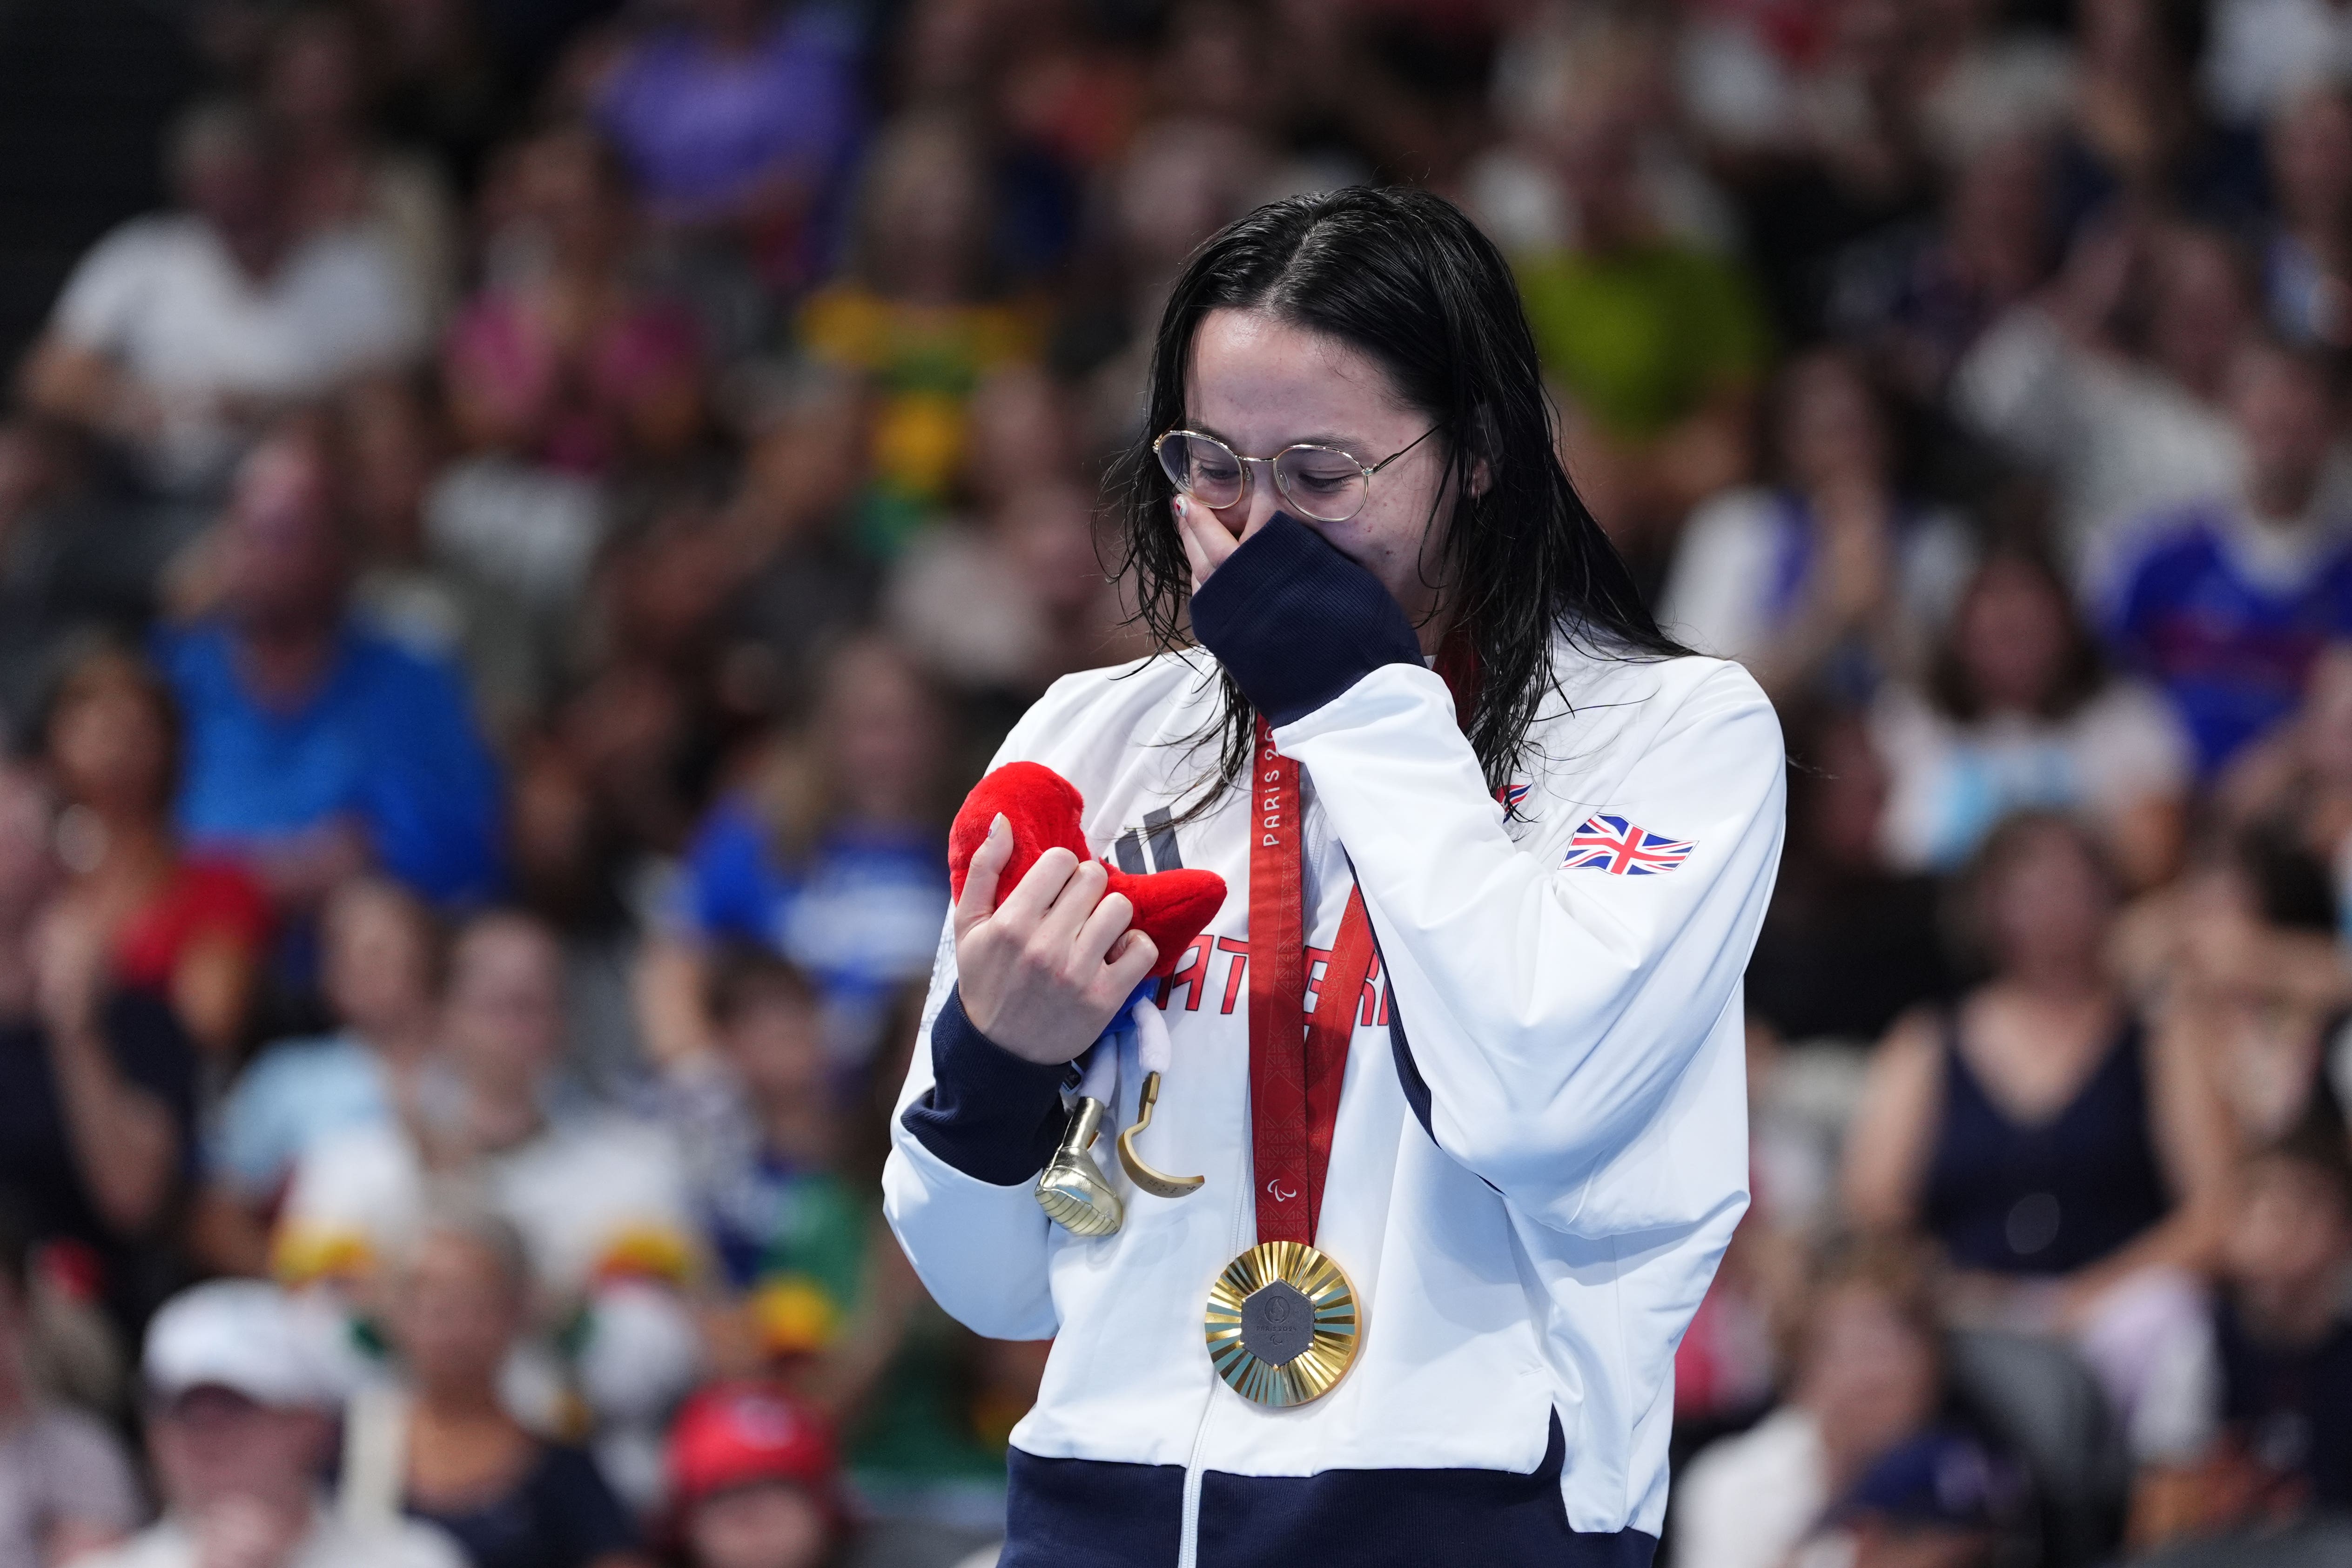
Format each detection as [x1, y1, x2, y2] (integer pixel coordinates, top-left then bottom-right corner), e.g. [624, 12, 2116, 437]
[1152, 424, 1440, 525]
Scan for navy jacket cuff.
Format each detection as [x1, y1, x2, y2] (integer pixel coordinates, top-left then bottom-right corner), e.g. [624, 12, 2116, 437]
[900, 986, 1070, 1186]
[1187, 512, 1426, 726]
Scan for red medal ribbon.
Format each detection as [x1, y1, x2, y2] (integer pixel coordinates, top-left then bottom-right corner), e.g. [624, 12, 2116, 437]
[1248, 716, 1378, 1245]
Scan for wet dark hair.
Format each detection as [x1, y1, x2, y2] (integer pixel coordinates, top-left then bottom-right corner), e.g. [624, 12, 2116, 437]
[1109, 185, 1684, 811]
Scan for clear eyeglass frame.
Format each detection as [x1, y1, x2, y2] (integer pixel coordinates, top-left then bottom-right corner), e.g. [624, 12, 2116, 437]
[1152, 424, 1439, 525]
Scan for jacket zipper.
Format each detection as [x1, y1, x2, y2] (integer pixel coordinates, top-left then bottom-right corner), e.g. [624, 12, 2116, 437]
[1176, 1116, 1256, 1568]
[1175, 1402, 1216, 1568]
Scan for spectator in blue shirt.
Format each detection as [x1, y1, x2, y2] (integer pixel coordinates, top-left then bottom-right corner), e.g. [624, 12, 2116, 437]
[2100, 341, 2352, 776]
[637, 637, 948, 1071]
[198, 876, 441, 1274]
[592, 0, 865, 298]
[155, 425, 503, 908]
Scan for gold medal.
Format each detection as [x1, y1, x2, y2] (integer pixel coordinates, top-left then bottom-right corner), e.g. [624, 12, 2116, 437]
[1203, 724, 1376, 1409]
[1203, 1240, 1361, 1407]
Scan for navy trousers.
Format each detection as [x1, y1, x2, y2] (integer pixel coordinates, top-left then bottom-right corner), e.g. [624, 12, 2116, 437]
[998, 1416, 1659, 1568]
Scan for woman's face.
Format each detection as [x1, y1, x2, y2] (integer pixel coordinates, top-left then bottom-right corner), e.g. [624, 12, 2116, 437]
[392, 1231, 523, 1395]
[1954, 561, 2070, 713]
[49, 674, 172, 818]
[1983, 825, 2112, 978]
[1181, 308, 1459, 633]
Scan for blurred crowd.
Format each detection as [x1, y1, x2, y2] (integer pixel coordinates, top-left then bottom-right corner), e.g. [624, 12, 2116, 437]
[5, 0, 2352, 1565]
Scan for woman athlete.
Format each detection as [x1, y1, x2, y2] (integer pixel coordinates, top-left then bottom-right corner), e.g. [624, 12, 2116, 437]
[884, 185, 1785, 1568]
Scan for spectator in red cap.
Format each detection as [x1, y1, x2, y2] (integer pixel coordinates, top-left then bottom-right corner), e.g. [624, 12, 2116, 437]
[666, 1384, 842, 1568]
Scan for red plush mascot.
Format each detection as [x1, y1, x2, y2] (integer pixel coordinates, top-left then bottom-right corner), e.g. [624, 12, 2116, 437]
[948, 761, 1226, 977]
[946, 761, 1227, 1233]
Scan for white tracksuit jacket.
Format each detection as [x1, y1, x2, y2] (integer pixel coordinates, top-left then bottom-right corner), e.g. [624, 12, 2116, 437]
[884, 515, 1785, 1568]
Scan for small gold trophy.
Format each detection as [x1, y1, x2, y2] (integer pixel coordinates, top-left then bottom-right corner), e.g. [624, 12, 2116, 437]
[1035, 1094, 1123, 1236]
[1033, 999, 1200, 1236]
[1116, 997, 1204, 1198]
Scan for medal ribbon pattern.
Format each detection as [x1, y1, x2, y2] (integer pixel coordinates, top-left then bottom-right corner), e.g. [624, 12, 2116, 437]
[1246, 717, 1377, 1245]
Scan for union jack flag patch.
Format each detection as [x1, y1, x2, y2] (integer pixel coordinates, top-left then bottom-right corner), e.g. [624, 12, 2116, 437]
[1498, 782, 1532, 820]
[1562, 814, 1694, 875]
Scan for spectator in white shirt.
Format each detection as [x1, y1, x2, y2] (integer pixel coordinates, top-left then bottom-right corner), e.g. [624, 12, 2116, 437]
[2204, 0, 2352, 128]
[274, 910, 700, 1505]
[1871, 548, 2193, 888]
[74, 1279, 461, 1568]
[1954, 220, 2256, 573]
[16, 98, 423, 499]
[1662, 346, 1973, 700]
[276, 911, 694, 1308]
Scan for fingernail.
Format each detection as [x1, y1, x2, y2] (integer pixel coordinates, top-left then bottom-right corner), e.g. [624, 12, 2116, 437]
[990, 813, 1008, 841]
